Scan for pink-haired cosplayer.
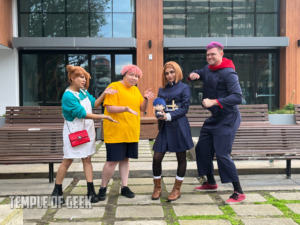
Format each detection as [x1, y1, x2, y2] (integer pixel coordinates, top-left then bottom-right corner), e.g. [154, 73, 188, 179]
[97, 64, 154, 200]
[121, 64, 143, 78]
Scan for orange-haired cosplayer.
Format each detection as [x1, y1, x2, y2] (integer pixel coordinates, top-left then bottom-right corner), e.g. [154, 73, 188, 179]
[51, 65, 117, 205]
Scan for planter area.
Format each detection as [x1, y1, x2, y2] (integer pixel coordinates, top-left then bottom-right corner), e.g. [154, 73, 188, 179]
[268, 114, 296, 125]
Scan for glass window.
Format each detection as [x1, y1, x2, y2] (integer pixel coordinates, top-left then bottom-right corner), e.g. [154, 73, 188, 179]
[90, 0, 112, 12]
[20, 14, 43, 37]
[233, 14, 254, 37]
[256, 14, 278, 37]
[20, 52, 134, 106]
[163, 0, 279, 37]
[164, 14, 186, 37]
[66, 0, 89, 12]
[233, 0, 255, 13]
[232, 53, 254, 105]
[45, 54, 66, 104]
[44, 14, 66, 37]
[113, 13, 135, 37]
[113, 0, 134, 12]
[210, 0, 232, 13]
[164, 51, 279, 109]
[22, 54, 42, 106]
[20, 0, 42, 12]
[18, 0, 136, 37]
[163, 0, 186, 13]
[67, 14, 89, 37]
[256, 53, 276, 109]
[187, 14, 208, 37]
[256, 0, 278, 12]
[90, 13, 112, 37]
[91, 55, 111, 97]
[187, 0, 208, 13]
[43, 0, 65, 12]
[210, 14, 232, 37]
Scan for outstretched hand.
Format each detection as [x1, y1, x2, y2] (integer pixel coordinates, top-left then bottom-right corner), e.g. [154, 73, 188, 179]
[104, 115, 119, 123]
[125, 106, 138, 116]
[144, 88, 155, 100]
[104, 86, 118, 95]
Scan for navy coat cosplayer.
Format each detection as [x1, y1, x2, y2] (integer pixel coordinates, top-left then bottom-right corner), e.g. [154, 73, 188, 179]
[153, 81, 194, 153]
[193, 65, 243, 128]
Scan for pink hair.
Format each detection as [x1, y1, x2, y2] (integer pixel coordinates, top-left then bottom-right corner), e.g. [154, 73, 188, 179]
[121, 64, 143, 78]
[206, 41, 224, 50]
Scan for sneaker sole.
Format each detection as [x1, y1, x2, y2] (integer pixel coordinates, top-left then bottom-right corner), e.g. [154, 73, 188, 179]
[225, 199, 246, 205]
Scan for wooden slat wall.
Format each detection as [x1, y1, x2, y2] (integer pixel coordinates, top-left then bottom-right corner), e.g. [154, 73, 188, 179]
[280, 0, 300, 107]
[136, 0, 164, 117]
[0, 0, 13, 48]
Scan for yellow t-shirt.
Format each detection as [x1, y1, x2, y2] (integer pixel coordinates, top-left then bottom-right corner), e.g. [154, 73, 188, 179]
[103, 81, 144, 143]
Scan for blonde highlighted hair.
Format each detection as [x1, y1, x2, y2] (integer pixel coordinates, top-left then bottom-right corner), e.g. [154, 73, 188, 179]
[66, 65, 91, 89]
[162, 61, 183, 87]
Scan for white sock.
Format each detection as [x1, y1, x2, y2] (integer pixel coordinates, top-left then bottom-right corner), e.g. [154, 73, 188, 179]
[176, 175, 184, 181]
[153, 176, 161, 179]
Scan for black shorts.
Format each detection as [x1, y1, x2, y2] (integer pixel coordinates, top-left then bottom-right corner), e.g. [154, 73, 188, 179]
[105, 142, 138, 161]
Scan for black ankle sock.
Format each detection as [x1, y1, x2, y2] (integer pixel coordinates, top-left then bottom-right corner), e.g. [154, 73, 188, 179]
[206, 174, 216, 185]
[55, 183, 62, 188]
[232, 181, 243, 194]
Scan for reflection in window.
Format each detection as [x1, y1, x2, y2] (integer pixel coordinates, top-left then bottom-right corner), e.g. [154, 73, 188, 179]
[22, 54, 42, 106]
[163, 0, 279, 37]
[90, 13, 112, 37]
[20, 53, 133, 106]
[44, 14, 65, 37]
[113, 13, 135, 37]
[164, 14, 185, 37]
[91, 55, 111, 97]
[45, 54, 66, 104]
[18, 0, 135, 37]
[164, 51, 279, 109]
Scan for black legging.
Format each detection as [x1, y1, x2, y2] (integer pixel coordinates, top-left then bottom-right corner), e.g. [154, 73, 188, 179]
[152, 151, 187, 177]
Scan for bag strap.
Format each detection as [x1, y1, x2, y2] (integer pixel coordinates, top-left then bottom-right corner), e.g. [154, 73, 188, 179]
[63, 115, 85, 134]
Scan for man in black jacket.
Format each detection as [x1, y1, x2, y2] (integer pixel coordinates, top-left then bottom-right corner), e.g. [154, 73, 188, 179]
[189, 41, 245, 204]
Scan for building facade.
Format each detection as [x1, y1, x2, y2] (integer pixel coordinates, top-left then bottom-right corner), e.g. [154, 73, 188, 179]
[0, 0, 299, 117]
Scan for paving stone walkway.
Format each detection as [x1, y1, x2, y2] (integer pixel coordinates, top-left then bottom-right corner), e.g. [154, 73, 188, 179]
[1, 140, 300, 225]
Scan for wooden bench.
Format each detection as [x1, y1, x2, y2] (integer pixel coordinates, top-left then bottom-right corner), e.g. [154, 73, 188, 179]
[295, 104, 300, 125]
[0, 106, 102, 183]
[0, 127, 63, 183]
[4, 106, 102, 129]
[188, 104, 300, 178]
[187, 104, 270, 127]
[232, 126, 300, 178]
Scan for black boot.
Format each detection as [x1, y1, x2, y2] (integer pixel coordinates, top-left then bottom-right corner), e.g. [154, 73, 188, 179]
[51, 183, 65, 205]
[98, 187, 107, 201]
[87, 182, 99, 203]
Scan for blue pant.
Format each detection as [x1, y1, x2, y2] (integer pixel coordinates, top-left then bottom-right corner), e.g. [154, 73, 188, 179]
[195, 116, 240, 183]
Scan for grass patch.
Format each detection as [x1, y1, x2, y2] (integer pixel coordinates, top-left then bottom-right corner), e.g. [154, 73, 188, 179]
[179, 205, 243, 225]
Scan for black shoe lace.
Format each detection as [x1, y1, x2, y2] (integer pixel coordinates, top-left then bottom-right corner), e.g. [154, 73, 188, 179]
[229, 193, 239, 200]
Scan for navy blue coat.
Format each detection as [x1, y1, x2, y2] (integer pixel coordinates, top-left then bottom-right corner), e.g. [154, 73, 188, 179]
[193, 65, 243, 127]
[153, 81, 194, 152]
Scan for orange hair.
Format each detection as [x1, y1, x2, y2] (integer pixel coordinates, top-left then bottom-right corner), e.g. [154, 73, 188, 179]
[162, 61, 183, 87]
[66, 65, 91, 89]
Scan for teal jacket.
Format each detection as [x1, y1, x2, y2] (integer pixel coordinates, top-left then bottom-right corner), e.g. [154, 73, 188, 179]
[62, 89, 96, 121]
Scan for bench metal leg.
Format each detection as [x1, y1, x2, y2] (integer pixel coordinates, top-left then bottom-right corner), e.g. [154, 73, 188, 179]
[49, 163, 54, 183]
[286, 159, 291, 179]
